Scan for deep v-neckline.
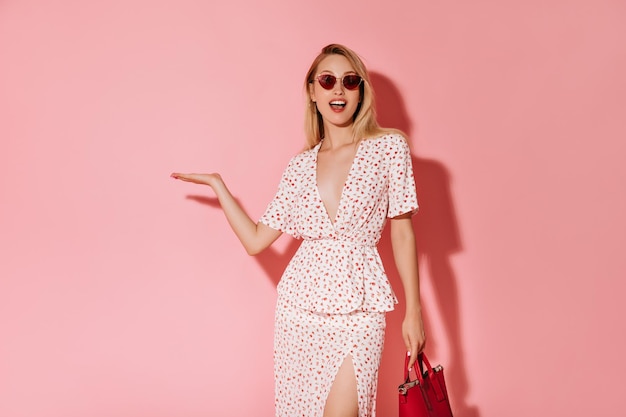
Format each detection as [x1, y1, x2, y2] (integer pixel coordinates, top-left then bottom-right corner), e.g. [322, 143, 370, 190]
[313, 140, 362, 228]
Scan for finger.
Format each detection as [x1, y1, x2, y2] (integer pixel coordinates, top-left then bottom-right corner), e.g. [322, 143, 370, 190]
[171, 173, 195, 182]
[404, 336, 413, 362]
[409, 352, 418, 370]
[405, 350, 416, 372]
[404, 337, 414, 371]
[407, 343, 419, 370]
[171, 173, 191, 181]
[418, 333, 427, 353]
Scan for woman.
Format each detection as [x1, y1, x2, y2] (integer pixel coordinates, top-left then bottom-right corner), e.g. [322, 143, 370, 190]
[171, 44, 425, 417]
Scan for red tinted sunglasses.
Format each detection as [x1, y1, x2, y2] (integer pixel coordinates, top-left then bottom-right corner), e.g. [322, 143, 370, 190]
[313, 74, 363, 90]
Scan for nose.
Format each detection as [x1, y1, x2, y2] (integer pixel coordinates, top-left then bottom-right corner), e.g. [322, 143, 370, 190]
[332, 80, 345, 94]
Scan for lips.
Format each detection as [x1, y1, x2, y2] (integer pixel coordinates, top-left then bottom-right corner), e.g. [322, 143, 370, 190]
[329, 99, 347, 112]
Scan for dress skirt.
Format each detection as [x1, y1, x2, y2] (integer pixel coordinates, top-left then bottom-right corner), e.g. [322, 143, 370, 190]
[274, 294, 386, 417]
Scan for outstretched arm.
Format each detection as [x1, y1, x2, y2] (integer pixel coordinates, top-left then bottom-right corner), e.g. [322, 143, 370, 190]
[171, 172, 282, 255]
[390, 213, 426, 370]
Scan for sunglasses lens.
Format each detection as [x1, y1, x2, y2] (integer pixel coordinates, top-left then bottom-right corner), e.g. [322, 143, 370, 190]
[318, 74, 337, 89]
[316, 74, 362, 90]
[343, 75, 362, 90]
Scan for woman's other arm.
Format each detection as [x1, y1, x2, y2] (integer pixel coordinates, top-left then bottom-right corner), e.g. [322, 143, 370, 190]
[390, 213, 426, 369]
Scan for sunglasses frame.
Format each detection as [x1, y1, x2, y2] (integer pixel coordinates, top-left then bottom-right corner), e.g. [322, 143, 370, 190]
[312, 73, 363, 91]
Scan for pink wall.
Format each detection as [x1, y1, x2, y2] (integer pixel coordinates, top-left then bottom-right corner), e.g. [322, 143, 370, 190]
[1, 1, 625, 416]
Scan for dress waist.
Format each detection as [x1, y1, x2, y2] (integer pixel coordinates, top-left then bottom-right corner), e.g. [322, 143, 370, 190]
[278, 238, 397, 314]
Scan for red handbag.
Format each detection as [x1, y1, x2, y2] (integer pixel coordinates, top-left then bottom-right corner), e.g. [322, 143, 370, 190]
[398, 353, 453, 417]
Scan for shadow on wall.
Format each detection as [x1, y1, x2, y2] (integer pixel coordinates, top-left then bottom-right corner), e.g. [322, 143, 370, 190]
[370, 72, 479, 417]
[184, 195, 299, 288]
[187, 72, 478, 417]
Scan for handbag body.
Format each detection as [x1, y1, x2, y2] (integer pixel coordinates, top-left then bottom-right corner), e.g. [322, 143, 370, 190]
[398, 353, 453, 417]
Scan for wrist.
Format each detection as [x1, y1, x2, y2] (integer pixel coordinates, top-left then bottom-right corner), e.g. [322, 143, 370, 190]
[404, 306, 422, 317]
[208, 174, 224, 189]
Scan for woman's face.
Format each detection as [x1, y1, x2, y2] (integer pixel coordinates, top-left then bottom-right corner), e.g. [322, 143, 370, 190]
[309, 54, 361, 130]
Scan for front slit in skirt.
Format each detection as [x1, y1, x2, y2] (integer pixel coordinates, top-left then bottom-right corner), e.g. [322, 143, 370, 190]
[274, 295, 386, 417]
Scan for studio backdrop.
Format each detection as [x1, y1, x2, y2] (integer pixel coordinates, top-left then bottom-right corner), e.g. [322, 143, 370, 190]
[1, 1, 625, 416]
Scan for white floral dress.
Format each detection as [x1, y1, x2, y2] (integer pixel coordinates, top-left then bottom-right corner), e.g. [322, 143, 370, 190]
[259, 133, 418, 417]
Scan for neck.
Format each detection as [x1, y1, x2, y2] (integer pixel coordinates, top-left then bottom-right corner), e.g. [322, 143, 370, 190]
[322, 124, 355, 149]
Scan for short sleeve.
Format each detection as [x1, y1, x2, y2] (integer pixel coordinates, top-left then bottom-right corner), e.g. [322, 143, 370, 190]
[387, 135, 419, 218]
[259, 157, 300, 238]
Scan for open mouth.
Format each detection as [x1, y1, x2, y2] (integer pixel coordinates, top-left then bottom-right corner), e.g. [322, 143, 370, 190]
[330, 100, 346, 110]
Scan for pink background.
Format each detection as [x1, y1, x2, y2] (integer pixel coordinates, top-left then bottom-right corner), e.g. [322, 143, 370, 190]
[1, 1, 625, 416]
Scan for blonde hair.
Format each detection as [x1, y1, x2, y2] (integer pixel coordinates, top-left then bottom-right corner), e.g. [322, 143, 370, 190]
[303, 44, 402, 149]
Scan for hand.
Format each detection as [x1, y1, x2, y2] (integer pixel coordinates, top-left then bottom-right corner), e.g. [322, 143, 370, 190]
[402, 313, 426, 371]
[170, 172, 222, 188]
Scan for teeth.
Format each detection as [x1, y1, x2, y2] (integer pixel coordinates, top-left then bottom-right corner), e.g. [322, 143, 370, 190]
[330, 101, 346, 106]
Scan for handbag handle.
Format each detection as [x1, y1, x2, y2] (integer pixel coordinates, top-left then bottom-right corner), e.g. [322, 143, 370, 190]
[404, 352, 433, 383]
[403, 352, 446, 402]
